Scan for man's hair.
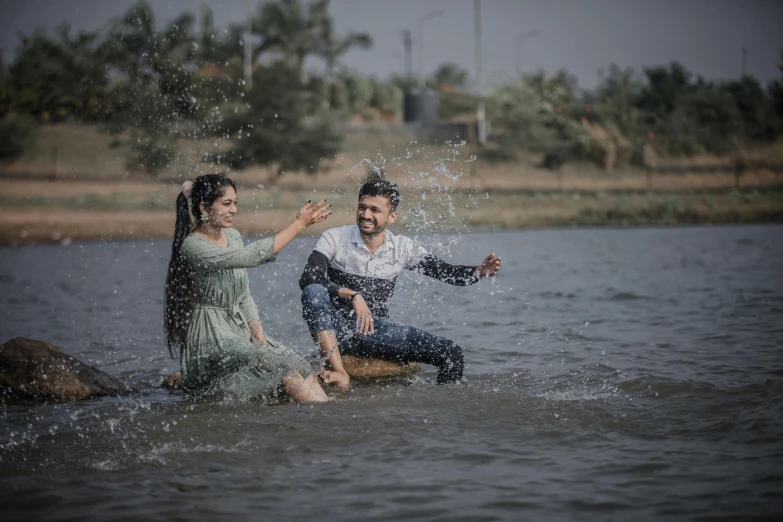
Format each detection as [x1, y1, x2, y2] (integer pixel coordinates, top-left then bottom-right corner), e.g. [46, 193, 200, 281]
[358, 180, 400, 210]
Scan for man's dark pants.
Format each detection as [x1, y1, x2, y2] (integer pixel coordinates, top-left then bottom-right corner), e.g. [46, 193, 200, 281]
[301, 284, 464, 384]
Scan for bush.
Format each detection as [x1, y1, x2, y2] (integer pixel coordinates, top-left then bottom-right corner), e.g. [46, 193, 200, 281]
[0, 115, 36, 162]
[127, 138, 174, 174]
[343, 73, 373, 113]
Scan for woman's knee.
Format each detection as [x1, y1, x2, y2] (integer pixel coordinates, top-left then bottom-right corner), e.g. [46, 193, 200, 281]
[282, 369, 305, 385]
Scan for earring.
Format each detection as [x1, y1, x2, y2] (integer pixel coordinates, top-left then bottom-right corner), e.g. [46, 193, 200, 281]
[200, 213, 209, 223]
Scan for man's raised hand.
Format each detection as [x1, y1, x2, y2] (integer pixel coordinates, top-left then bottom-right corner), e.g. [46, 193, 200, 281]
[477, 253, 502, 279]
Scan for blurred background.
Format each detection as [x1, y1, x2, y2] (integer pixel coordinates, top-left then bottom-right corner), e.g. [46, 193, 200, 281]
[1, 0, 782, 244]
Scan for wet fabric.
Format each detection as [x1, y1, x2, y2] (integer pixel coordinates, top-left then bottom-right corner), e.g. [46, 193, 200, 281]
[178, 228, 312, 400]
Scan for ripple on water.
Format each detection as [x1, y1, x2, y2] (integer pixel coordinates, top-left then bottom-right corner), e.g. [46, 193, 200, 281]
[2, 226, 783, 519]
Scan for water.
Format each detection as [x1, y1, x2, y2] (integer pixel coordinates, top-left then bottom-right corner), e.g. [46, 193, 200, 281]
[1, 225, 782, 520]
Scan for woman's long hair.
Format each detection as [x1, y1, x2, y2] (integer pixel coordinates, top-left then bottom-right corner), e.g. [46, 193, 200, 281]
[164, 174, 237, 358]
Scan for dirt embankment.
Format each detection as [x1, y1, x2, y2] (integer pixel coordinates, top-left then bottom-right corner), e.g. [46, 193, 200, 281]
[2, 177, 782, 245]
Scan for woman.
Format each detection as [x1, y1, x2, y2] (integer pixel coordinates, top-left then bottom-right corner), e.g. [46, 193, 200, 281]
[164, 174, 333, 403]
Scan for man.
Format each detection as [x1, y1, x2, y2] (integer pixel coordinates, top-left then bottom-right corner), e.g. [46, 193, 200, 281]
[299, 180, 501, 389]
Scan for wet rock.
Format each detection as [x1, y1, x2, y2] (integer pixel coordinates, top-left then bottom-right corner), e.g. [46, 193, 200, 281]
[341, 356, 423, 380]
[0, 337, 134, 402]
[160, 359, 423, 389]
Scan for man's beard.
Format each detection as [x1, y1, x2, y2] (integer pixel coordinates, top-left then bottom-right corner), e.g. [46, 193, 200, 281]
[357, 217, 383, 236]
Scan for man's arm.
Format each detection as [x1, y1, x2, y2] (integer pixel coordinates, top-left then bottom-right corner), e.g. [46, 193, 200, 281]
[408, 254, 481, 286]
[299, 251, 342, 295]
[408, 253, 501, 285]
[299, 251, 375, 335]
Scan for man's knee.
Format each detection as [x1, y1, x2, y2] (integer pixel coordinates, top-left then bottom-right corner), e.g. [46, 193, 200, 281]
[301, 284, 329, 309]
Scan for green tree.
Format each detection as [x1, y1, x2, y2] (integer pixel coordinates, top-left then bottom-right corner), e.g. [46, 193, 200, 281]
[433, 63, 468, 88]
[98, 1, 197, 173]
[722, 76, 777, 142]
[9, 25, 108, 122]
[487, 70, 591, 167]
[594, 64, 644, 138]
[194, 5, 245, 66]
[251, 0, 330, 79]
[637, 61, 693, 130]
[215, 63, 341, 178]
[769, 50, 783, 135]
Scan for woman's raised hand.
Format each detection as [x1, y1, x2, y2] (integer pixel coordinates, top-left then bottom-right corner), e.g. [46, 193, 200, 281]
[295, 199, 330, 229]
[274, 199, 331, 255]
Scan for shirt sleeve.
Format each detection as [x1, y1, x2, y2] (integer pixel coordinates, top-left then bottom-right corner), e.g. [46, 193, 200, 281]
[313, 229, 339, 261]
[180, 231, 275, 271]
[407, 254, 481, 286]
[401, 236, 480, 286]
[299, 251, 342, 297]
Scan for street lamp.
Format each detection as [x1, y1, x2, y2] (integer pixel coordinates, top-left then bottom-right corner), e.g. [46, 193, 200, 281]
[418, 10, 444, 88]
[515, 30, 540, 77]
[474, 0, 485, 145]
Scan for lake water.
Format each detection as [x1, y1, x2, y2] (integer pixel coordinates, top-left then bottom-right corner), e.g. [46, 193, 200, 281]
[1, 226, 782, 521]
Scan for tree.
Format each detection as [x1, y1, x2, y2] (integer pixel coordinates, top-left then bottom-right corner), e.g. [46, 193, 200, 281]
[251, 0, 330, 79]
[594, 64, 644, 138]
[433, 63, 468, 88]
[214, 63, 341, 178]
[722, 76, 776, 142]
[487, 70, 592, 167]
[9, 25, 108, 122]
[766, 49, 783, 137]
[637, 61, 693, 130]
[194, 5, 245, 67]
[98, 1, 198, 173]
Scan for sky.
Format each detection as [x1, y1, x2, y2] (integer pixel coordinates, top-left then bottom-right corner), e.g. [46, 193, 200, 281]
[1, 0, 782, 89]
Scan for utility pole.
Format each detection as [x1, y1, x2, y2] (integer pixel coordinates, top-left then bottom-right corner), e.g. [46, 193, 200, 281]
[244, 0, 252, 90]
[403, 29, 413, 78]
[474, 0, 486, 145]
[418, 10, 444, 88]
[741, 46, 747, 77]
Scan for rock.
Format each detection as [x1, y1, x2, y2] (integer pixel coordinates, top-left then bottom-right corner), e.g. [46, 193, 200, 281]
[161, 359, 423, 389]
[0, 337, 134, 402]
[341, 355, 423, 380]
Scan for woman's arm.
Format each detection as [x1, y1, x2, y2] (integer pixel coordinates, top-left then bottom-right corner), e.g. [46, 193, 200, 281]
[248, 318, 267, 347]
[181, 235, 277, 271]
[238, 285, 267, 345]
[273, 199, 330, 255]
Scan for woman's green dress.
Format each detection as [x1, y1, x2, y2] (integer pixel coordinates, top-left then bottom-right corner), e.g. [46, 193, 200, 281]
[179, 228, 312, 399]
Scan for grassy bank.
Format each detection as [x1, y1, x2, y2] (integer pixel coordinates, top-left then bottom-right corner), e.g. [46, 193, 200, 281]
[2, 177, 781, 245]
[1, 124, 782, 245]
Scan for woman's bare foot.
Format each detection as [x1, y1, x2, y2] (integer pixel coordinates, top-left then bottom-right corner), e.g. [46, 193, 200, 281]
[282, 372, 331, 403]
[319, 369, 351, 391]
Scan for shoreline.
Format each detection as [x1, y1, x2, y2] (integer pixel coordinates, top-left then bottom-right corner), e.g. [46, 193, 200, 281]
[2, 177, 782, 246]
[3, 201, 781, 246]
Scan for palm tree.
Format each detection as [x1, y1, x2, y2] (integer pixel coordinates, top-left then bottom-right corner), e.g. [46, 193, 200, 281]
[99, 1, 195, 85]
[195, 5, 244, 67]
[318, 13, 372, 107]
[251, 0, 330, 80]
[319, 23, 372, 81]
